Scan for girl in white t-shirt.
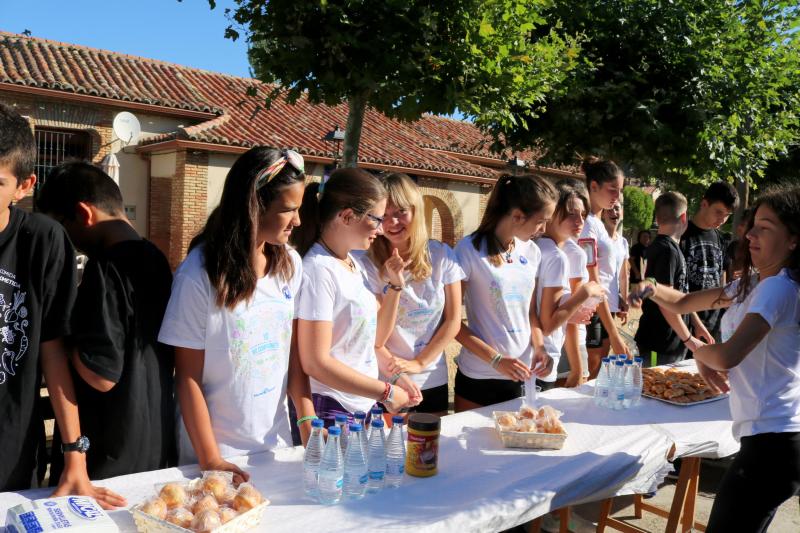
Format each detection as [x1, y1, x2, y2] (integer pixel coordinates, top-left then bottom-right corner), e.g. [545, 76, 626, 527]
[631, 185, 800, 532]
[536, 179, 604, 388]
[159, 147, 315, 482]
[602, 198, 630, 324]
[454, 174, 557, 411]
[291, 168, 420, 427]
[360, 174, 465, 416]
[579, 157, 628, 377]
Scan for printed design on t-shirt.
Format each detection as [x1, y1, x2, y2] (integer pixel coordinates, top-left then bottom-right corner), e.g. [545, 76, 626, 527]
[229, 297, 293, 398]
[396, 281, 442, 342]
[685, 240, 723, 289]
[489, 264, 534, 334]
[343, 300, 377, 366]
[0, 284, 30, 386]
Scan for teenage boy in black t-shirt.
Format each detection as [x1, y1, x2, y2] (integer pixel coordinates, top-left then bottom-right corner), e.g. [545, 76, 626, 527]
[635, 192, 709, 366]
[679, 181, 739, 342]
[0, 103, 124, 507]
[37, 161, 176, 481]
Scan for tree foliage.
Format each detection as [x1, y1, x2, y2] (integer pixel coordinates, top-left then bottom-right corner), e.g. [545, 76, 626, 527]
[213, 0, 580, 166]
[496, 1, 800, 192]
[623, 185, 654, 234]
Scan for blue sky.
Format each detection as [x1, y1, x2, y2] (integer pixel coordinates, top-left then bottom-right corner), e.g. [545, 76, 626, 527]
[1, 0, 252, 77]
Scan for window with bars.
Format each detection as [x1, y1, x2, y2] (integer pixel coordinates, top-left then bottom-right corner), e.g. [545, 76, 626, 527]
[34, 128, 91, 192]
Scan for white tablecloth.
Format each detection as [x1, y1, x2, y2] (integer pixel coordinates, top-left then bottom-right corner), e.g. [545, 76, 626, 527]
[1, 368, 739, 533]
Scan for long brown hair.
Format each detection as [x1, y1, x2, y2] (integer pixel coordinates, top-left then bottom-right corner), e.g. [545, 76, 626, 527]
[367, 173, 432, 281]
[733, 184, 800, 302]
[471, 174, 557, 266]
[552, 178, 590, 225]
[191, 147, 305, 309]
[291, 167, 387, 257]
[582, 156, 623, 188]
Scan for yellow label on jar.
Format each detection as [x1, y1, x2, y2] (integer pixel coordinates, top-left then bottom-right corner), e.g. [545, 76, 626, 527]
[405, 429, 439, 477]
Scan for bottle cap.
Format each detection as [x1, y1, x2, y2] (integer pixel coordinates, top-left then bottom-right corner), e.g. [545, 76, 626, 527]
[349, 423, 362, 432]
[602, 357, 611, 363]
[371, 406, 383, 415]
[311, 419, 324, 428]
[370, 419, 384, 428]
[327, 426, 341, 436]
[634, 357, 643, 363]
[615, 361, 624, 366]
[625, 359, 633, 364]
[354, 411, 367, 420]
[392, 415, 404, 424]
[334, 413, 348, 423]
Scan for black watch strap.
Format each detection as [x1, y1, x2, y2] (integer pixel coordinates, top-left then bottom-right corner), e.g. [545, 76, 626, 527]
[61, 435, 90, 454]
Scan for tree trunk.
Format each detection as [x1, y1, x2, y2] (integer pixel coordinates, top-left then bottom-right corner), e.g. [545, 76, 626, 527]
[342, 91, 369, 168]
[732, 174, 750, 230]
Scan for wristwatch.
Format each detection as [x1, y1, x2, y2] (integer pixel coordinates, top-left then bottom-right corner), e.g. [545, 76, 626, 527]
[61, 435, 90, 454]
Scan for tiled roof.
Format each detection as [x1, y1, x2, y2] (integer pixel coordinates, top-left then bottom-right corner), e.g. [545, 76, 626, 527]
[0, 32, 573, 181]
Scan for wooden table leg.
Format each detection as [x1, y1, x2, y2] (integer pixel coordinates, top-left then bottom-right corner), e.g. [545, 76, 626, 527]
[633, 494, 643, 519]
[665, 456, 699, 533]
[559, 508, 570, 533]
[528, 516, 542, 533]
[597, 498, 614, 532]
[681, 458, 701, 532]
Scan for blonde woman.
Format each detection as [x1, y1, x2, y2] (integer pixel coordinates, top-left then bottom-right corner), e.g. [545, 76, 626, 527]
[359, 174, 464, 415]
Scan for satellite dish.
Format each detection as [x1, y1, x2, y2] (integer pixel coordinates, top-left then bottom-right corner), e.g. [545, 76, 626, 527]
[113, 112, 141, 145]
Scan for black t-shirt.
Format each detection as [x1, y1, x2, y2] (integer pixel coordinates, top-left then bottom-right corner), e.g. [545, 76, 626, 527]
[0, 207, 77, 490]
[635, 235, 689, 354]
[50, 239, 176, 481]
[679, 221, 726, 338]
[629, 242, 647, 283]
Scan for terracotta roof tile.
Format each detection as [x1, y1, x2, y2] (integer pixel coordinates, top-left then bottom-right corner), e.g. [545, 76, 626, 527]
[0, 32, 572, 180]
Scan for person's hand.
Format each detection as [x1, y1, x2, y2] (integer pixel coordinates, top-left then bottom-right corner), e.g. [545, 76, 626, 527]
[617, 297, 629, 325]
[610, 337, 628, 357]
[395, 374, 422, 406]
[495, 356, 532, 382]
[628, 279, 656, 308]
[564, 371, 586, 388]
[694, 322, 715, 345]
[52, 456, 127, 510]
[383, 248, 410, 288]
[388, 356, 424, 375]
[683, 335, 706, 354]
[695, 358, 730, 394]
[568, 305, 594, 325]
[530, 350, 554, 378]
[384, 385, 410, 413]
[200, 457, 250, 485]
[579, 281, 606, 301]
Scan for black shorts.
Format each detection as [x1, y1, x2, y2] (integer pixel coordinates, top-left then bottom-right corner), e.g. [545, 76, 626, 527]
[410, 384, 449, 414]
[586, 312, 617, 348]
[454, 369, 523, 407]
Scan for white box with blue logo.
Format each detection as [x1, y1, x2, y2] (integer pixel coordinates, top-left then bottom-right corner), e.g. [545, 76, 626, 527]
[5, 496, 118, 533]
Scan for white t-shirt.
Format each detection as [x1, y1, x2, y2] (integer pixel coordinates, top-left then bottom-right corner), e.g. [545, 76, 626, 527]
[455, 235, 541, 380]
[580, 213, 618, 295]
[721, 269, 800, 440]
[534, 237, 570, 382]
[296, 243, 379, 413]
[607, 234, 629, 312]
[158, 246, 301, 464]
[358, 241, 465, 390]
[563, 239, 589, 347]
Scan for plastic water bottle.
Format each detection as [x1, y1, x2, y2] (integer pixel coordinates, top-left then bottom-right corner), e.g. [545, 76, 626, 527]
[623, 359, 635, 408]
[632, 357, 644, 406]
[334, 413, 349, 455]
[366, 418, 386, 494]
[611, 361, 626, 410]
[370, 406, 383, 429]
[385, 416, 406, 488]
[317, 426, 344, 505]
[342, 424, 367, 500]
[354, 411, 367, 429]
[303, 418, 325, 499]
[594, 357, 611, 407]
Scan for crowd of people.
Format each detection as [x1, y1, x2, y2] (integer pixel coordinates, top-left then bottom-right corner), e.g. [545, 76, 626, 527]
[0, 101, 798, 532]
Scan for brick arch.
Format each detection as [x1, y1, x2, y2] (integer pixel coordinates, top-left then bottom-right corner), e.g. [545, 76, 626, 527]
[420, 186, 463, 247]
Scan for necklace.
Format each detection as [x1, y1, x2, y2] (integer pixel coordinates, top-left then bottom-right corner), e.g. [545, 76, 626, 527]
[319, 238, 355, 271]
[498, 237, 515, 263]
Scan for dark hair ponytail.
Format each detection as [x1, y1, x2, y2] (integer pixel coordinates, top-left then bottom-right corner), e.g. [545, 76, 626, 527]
[291, 167, 387, 257]
[582, 156, 623, 188]
[192, 146, 305, 309]
[471, 173, 557, 265]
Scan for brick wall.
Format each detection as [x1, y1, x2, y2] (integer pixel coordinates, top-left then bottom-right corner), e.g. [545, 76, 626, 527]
[417, 177, 463, 246]
[167, 150, 208, 269]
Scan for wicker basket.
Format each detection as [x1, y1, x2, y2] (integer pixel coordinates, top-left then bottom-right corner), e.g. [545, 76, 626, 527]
[130, 500, 269, 533]
[492, 411, 568, 450]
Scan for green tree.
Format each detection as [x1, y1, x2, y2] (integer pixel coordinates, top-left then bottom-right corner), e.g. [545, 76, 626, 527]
[623, 186, 654, 235]
[496, 0, 800, 223]
[211, 0, 579, 167]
